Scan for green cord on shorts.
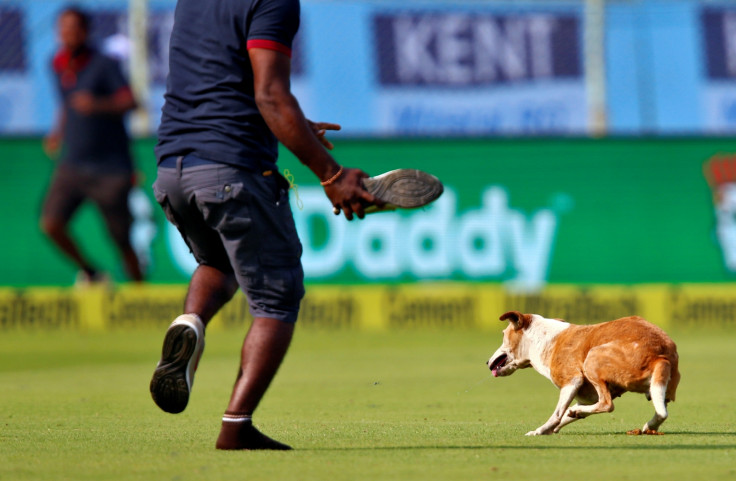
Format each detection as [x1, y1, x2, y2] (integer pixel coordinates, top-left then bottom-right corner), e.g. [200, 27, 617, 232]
[282, 169, 303, 210]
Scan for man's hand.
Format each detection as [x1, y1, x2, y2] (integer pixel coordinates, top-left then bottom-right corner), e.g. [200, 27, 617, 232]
[69, 91, 96, 115]
[308, 120, 341, 150]
[43, 131, 63, 159]
[69, 88, 137, 116]
[323, 167, 384, 220]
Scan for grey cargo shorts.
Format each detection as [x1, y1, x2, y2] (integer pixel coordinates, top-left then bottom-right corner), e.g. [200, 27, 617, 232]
[153, 154, 304, 323]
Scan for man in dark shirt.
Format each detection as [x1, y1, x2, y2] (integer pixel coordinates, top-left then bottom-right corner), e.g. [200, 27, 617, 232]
[41, 7, 144, 284]
[149, 0, 379, 450]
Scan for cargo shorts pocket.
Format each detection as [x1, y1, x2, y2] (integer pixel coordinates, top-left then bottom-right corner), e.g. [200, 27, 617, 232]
[153, 183, 179, 230]
[194, 182, 254, 234]
[153, 181, 200, 259]
[255, 191, 303, 269]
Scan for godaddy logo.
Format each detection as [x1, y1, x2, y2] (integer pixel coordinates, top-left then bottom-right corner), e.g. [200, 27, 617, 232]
[295, 186, 561, 289]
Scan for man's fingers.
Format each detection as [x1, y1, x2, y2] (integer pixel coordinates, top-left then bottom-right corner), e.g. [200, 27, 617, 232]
[313, 126, 337, 150]
[318, 135, 335, 150]
[314, 122, 341, 132]
[309, 121, 341, 132]
[334, 201, 357, 221]
[352, 201, 366, 219]
[360, 189, 383, 208]
[342, 206, 354, 221]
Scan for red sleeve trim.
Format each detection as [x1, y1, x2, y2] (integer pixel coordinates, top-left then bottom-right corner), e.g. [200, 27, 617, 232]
[246, 39, 292, 58]
[52, 50, 71, 73]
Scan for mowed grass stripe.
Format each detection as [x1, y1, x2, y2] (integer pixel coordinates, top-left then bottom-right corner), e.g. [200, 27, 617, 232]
[0, 328, 734, 481]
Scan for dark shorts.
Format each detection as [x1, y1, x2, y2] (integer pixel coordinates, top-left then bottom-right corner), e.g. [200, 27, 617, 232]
[153, 154, 304, 323]
[42, 163, 134, 247]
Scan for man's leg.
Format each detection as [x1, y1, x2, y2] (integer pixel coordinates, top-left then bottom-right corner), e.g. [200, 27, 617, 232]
[215, 316, 294, 450]
[152, 162, 301, 449]
[119, 245, 145, 282]
[95, 174, 146, 283]
[107, 221, 144, 282]
[183, 264, 239, 324]
[40, 215, 99, 277]
[40, 166, 99, 279]
[208, 168, 304, 450]
[150, 264, 238, 413]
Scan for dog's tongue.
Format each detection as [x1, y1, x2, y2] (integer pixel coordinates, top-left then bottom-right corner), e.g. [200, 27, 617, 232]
[491, 367, 499, 378]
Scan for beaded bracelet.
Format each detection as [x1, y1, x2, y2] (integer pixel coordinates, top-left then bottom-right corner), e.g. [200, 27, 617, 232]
[320, 166, 344, 186]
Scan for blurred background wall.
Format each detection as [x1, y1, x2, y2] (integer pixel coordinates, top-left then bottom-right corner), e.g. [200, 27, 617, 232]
[2, 0, 736, 136]
[1, 0, 736, 329]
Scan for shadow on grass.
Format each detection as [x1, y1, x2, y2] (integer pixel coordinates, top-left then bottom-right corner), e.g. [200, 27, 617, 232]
[299, 431, 736, 452]
[565, 430, 736, 437]
[304, 442, 736, 452]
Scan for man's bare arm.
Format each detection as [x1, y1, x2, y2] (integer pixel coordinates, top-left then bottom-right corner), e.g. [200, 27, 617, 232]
[249, 47, 377, 219]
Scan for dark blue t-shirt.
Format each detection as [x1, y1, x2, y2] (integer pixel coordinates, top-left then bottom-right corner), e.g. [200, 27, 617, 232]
[52, 47, 133, 174]
[155, 0, 300, 168]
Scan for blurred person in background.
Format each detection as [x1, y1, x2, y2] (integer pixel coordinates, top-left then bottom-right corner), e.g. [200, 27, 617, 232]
[149, 0, 380, 450]
[40, 6, 144, 285]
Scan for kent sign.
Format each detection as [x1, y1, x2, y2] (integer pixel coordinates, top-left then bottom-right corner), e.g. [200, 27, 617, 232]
[374, 12, 581, 86]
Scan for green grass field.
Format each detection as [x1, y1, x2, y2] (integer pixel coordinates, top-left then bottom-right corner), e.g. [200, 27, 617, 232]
[1, 326, 734, 481]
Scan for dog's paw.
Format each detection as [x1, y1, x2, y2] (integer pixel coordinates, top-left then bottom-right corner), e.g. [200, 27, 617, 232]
[626, 428, 664, 436]
[566, 408, 585, 419]
[627, 429, 663, 436]
[525, 430, 541, 436]
[525, 428, 552, 436]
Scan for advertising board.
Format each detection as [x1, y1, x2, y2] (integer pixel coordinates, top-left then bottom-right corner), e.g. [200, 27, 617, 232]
[3, 137, 736, 288]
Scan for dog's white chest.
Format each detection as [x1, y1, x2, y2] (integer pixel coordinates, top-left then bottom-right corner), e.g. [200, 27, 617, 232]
[525, 321, 570, 382]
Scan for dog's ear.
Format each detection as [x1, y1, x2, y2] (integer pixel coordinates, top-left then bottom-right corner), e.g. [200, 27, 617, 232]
[499, 311, 532, 330]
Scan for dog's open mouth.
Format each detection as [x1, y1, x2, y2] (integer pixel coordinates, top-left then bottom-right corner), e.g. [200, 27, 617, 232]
[489, 354, 508, 377]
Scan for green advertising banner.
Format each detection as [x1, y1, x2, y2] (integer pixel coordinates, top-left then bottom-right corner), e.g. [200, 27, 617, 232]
[2, 137, 735, 287]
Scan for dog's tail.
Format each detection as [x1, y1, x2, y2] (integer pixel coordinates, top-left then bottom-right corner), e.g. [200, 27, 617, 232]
[652, 355, 679, 403]
[664, 354, 680, 403]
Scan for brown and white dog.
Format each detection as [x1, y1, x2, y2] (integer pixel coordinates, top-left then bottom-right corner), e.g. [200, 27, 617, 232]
[487, 311, 680, 436]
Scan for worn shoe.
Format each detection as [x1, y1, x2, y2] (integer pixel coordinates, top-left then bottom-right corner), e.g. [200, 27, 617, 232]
[150, 314, 205, 414]
[362, 169, 443, 214]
